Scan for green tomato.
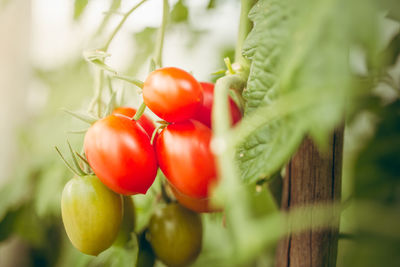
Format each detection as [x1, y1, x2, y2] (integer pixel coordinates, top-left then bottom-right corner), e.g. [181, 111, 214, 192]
[61, 175, 123, 256]
[148, 203, 202, 267]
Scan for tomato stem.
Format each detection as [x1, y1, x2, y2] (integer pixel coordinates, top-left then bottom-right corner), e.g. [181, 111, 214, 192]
[224, 57, 235, 75]
[133, 101, 147, 121]
[235, 0, 256, 66]
[113, 74, 144, 89]
[103, 0, 149, 51]
[55, 146, 80, 176]
[154, 0, 169, 68]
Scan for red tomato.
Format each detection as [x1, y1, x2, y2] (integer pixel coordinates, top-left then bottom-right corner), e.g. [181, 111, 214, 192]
[156, 120, 217, 199]
[112, 107, 155, 137]
[143, 67, 203, 122]
[193, 82, 242, 128]
[84, 115, 158, 195]
[169, 184, 222, 213]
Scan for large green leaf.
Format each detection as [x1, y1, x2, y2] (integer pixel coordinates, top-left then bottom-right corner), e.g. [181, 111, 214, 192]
[237, 0, 383, 182]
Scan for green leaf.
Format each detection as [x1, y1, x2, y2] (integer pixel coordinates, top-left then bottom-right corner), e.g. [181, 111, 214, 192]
[89, 235, 139, 267]
[170, 0, 189, 23]
[238, 0, 383, 182]
[74, 0, 89, 21]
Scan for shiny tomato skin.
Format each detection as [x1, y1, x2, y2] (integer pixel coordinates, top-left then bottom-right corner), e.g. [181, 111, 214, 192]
[156, 120, 217, 199]
[193, 82, 242, 128]
[148, 203, 202, 267]
[169, 184, 222, 213]
[143, 67, 203, 122]
[84, 115, 158, 195]
[112, 107, 155, 137]
[61, 175, 123, 256]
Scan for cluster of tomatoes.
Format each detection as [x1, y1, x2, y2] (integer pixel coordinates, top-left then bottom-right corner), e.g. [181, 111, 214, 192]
[61, 67, 241, 266]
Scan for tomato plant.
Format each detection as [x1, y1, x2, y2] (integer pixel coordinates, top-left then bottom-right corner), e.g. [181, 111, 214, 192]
[84, 114, 158, 195]
[148, 203, 202, 267]
[112, 107, 155, 137]
[61, 175, 123, 256]
[143, 67, 203, 122]
[155, 120, 217, 199]
[193, 82, 242, 128]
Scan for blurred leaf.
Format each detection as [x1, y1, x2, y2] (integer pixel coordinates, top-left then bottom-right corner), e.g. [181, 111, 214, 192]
[207, 0, 216, 9]
[74, 0, 89, 21]
[13, 205, 47, 247]
[170, 0, 189, 23]
[126, 27, 157, 75]
[89, 234, 139, 267]
[354, 99, 400, 204]
[0, 169, 33, 221]
[34, 164, 69, 218]
[237, 0, 383, 182]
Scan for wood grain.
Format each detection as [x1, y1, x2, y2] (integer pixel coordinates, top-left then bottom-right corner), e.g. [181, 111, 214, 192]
[275, 128, 344, 267]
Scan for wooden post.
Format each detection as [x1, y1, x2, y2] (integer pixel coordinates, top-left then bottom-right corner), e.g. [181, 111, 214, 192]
[275, 128, 344, 267]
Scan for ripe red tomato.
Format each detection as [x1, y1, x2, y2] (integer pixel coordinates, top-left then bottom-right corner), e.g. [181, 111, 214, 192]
[155, 120, 217, 199]
[169, 184, 222, 213]
[84, 115, 158, 195]
[112, 107, 155, 137]
[193, 82, 242, 128]
[143, 67, 203, 122]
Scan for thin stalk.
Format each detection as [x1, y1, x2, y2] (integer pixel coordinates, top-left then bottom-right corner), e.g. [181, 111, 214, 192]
[113, 74, 144, 88]
[133, 101, 146, 120]
[154, 0, 169, 68]
[235, 0, 256, 65]
[103, 0, 149, 51]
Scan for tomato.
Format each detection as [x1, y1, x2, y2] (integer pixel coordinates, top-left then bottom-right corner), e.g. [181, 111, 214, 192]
[114, 196, 136, 246]
[169, 184, 222, 213]
[156, 120, 217, 199]
[148, 203, 202, 267]
[143, 67, 203, 122]
[84, 114, 158, 195]
[193, 82, 242, 128]
[112, 107, 155, 137]
[61, 175, 123, 255]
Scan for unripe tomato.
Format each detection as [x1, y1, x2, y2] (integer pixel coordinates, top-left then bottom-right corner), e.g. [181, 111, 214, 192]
[114, 196, 136, 247]
[169, 184, 222, 213]
[61, 175, 123, 256]
[193, 82, 242, 128]
[143, 67, 203, 122]
[112, 107, 155, 137]
[148, 203, 202, 267]
[84, 115, 158, 195]
[156, 120, 217, 199]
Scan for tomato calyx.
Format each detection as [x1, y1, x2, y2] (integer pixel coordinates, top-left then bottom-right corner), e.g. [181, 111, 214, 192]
[55, 140, 92, 177]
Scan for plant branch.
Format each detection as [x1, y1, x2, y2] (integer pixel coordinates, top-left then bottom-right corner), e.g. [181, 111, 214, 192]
[154, 0, 169, 68]
[235, 0, 256, 65]
[133, 101, 146, 120]
[103, 0, 149, 51]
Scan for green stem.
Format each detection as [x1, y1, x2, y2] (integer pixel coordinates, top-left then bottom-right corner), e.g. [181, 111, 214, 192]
[235, 0, 256, 65]
[133, 102, 147, 120]
[113, 74, 144, 88]
[103, 0, 149, 51]
[88, 69, 104, 117]
[154, 0, 169, 68]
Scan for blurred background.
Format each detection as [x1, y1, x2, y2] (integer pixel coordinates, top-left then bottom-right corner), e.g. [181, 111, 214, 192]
[1, 0, 399, 266]
[0, 0, 239, 265]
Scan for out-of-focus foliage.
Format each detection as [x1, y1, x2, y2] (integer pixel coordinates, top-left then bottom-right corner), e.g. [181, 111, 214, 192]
[237, 0, 399, 183]
[0, 0, 399, 266]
